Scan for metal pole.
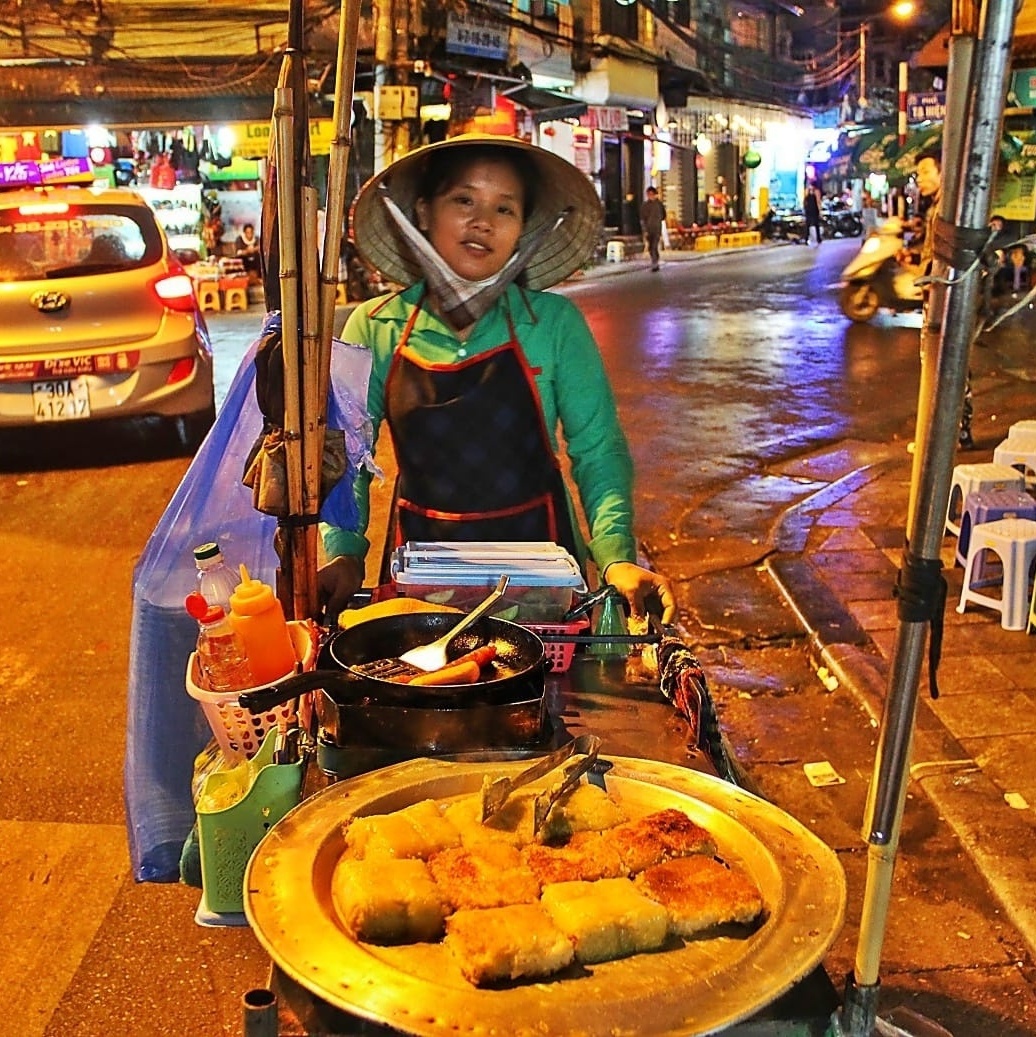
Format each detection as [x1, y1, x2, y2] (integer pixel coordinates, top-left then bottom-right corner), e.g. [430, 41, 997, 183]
[242, 988, 278, 1037]
[838, 0, 1018, 1031]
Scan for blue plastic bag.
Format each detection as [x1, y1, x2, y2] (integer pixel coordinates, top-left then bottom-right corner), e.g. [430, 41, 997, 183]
[125, 321, 373, 881]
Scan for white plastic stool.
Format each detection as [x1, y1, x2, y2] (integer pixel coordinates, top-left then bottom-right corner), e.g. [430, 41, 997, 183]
[605, 240, 626, 263]
[993, 434, 1036, 486]
[946, 463, 1025, 537]
[1010, 420, 1036, 437]
[956, 516, 1036, 630]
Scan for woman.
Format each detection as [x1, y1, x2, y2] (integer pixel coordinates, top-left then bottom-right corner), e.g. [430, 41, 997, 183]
[318, 135, 676, 625]
[803, 181, 822, 247]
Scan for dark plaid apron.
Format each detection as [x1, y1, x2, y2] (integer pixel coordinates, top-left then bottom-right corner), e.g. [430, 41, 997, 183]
[383, 302, 579, 557]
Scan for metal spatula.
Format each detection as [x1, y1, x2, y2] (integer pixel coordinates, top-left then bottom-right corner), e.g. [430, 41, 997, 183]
[397, 575, 509, 672]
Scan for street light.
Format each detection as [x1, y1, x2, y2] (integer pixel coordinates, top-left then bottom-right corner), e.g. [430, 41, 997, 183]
[855, 1, 915, 114]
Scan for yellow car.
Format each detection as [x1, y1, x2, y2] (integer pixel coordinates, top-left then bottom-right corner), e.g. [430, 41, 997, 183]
[0, 183, 215, 449]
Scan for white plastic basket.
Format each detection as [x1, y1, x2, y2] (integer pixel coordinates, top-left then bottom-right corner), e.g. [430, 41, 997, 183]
[186, 620, 315, 764]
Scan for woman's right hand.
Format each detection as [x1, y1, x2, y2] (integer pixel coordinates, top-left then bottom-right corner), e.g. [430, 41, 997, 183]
[317, 555, 365, 625]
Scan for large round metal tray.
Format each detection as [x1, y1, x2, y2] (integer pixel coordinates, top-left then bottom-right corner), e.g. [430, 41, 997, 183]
[244, 755, 846, 1037]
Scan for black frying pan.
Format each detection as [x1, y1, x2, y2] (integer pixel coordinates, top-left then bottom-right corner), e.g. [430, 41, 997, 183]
[239, 613, 548, 713]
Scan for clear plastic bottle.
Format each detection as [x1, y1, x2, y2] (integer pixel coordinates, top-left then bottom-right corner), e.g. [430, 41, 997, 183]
[227, 564, 297, 685]
[193, 542, 240, 614]
[185, 592, 254, 692]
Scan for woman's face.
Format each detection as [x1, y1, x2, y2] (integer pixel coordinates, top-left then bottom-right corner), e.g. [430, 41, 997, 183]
[414, 157, 525, 281]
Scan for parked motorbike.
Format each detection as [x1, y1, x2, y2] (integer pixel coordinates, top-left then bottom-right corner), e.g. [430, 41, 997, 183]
[822, 200, 864, 238]
[838, 217, 925, 321]
[766, 202, 864, 244]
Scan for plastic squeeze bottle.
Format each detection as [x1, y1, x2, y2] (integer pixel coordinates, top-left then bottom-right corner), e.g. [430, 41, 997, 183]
[193, 541, 239, 613]
[227, 565, 297, 685]
[185, 593, 254, 693]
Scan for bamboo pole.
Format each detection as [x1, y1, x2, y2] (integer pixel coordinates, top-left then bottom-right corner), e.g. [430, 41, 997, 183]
[317, 0, 363, 409]
[298, 184, 322, 618]
[273, 84, 309, 621]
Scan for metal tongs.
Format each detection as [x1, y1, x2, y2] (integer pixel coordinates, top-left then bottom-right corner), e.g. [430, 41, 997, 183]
[479, 733, 602, 828]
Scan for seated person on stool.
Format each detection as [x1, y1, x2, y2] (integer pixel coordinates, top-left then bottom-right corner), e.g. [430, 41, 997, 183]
[234, 223, 262, 282]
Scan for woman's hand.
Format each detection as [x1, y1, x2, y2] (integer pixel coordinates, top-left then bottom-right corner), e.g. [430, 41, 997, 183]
[604, 561, 677, 625]
[317, 555, 365, 626]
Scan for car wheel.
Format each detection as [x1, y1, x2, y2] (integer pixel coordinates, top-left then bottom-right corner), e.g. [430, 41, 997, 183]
[839, 282, 880, 322]
[174, 402, 216, 453]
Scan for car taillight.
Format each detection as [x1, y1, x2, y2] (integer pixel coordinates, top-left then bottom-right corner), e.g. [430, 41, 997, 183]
[153, 272, 198, 312]
[166, 357, 196, 386]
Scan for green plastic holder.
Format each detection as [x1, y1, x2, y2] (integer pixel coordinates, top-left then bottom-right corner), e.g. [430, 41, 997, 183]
[196, 727, 303, 915]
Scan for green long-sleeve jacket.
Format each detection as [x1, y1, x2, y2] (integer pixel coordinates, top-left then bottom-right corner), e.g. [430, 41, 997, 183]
[322, 281, 637, 575]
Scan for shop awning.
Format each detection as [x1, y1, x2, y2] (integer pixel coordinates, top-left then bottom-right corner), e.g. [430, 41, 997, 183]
[824, 126, 902, 180]
[0, 58, 289, 131]
[916, 0, 1036, 68]
[501, 83, 588, 124]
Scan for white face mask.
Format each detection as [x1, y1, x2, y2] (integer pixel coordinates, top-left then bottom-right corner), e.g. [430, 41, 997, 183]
[379, 186, 570, 330]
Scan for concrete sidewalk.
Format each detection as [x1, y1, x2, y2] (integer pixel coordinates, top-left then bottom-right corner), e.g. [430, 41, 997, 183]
[766, 438, 1036, 956]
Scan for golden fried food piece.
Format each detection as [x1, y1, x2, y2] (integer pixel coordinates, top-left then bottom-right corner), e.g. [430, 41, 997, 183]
[399, 799, 463, 854]
[541, 877, 668, 964]
[443, 792, 536, 848]
[521, 830, 626, 887]
[536, 782, 629, 844]
[634, 856, 765, 935]
[331, 857, 446, 944]
[343, 799, 461, 861]
[428, 841, 541, 911]
[444, 903, 574, 986]
[610, 808, 718, 875]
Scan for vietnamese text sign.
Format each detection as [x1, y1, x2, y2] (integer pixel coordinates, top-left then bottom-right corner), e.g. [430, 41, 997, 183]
[446, 11, 508, 60]
[907, 93, 946, 122]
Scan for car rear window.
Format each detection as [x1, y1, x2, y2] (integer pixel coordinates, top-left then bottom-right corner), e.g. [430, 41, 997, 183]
[0, 202, 163, 282]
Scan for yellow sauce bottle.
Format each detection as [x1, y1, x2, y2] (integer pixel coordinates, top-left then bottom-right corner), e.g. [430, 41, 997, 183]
[228, 564, 297, 685]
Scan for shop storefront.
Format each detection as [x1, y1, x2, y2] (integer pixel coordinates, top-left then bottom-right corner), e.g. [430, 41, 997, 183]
[661, 100, 814, 226]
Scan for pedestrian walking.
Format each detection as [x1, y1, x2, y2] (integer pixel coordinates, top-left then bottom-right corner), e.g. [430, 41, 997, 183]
[803, 180, 822, 246]
[640, 186, 666, 272]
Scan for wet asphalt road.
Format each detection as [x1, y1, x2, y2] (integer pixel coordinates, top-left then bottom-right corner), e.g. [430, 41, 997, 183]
[4, 238, 1036, 1035]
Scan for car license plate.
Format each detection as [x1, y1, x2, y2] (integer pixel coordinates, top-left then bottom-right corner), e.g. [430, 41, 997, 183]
[32, 378, 91, 422]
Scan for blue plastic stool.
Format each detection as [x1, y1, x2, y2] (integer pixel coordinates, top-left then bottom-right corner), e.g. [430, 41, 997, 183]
[956, 487, 1036, 567]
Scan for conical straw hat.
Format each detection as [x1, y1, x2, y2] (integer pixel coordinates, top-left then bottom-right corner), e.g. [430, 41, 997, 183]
[352, 134, 603, 291]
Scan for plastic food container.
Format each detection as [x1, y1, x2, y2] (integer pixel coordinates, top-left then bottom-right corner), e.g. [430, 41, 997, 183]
[390, 541, 587, 623]
[195, 726, 304, 915]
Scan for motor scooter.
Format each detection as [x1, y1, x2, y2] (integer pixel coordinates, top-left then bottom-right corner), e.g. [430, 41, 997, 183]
[838, 216, 925, 322]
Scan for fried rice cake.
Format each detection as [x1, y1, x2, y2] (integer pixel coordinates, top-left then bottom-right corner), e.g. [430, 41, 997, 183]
[610, 808, 718, 875]
[540, 877, 669, 964]
[343, 799, 461, 861]
[331, 857, 447, 944]
[443, 792, 537, 848]
[521, 830, 626, 887]
[634, 855, 765, 936]
[444, 903, 574, 986]
[535, 782, 629, 844]
[428, 841, 541, 911]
